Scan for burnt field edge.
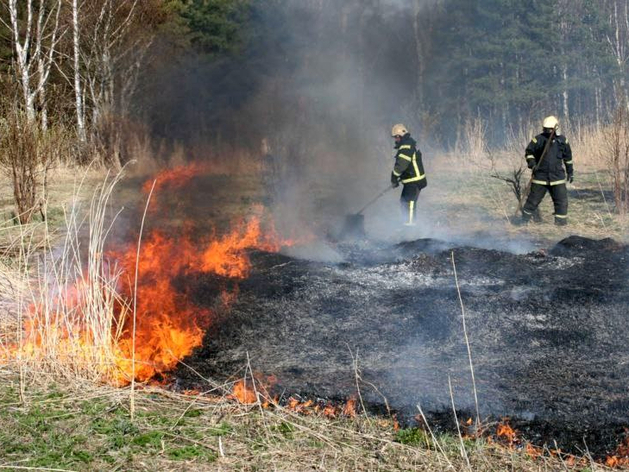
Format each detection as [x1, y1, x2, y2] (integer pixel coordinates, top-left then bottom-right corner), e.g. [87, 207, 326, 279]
[174, 234, 629, 460]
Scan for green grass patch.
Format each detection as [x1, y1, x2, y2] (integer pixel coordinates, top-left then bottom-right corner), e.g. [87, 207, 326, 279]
[395, 427, 430, 447]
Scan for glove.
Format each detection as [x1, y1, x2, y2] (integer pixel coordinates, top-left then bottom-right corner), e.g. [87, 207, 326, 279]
[568, 174, 574, 184]
[391, 172, 400, 188]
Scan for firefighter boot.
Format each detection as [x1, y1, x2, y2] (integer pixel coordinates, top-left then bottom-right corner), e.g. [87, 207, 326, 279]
[554, 216, 568, 226]
[514, 211, 532, 226]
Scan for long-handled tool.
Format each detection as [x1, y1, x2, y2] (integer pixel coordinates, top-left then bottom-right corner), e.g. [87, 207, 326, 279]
[340, 186, 393, 239]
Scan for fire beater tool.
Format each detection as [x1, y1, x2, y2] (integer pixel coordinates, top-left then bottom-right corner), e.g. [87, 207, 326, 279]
[340, 186, 393, 239]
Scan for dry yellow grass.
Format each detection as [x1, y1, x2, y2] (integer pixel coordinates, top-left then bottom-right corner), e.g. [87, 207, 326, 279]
[0, 146, 626, 470]
[0, 368, 615, 471]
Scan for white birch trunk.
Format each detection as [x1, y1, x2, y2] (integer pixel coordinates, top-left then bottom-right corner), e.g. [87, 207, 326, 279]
[8, 0, 62, 127]
[9, 0, 36, 123]
[72, 0, 87, 141]
[606, 1, 629, 109]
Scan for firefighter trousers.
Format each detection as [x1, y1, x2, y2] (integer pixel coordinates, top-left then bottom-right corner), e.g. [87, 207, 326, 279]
[400, 183, 421, 225]
[522, 182, 568, 225]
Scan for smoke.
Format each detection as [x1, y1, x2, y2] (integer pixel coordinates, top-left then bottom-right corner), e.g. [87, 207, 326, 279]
[136, 0, 540, 256]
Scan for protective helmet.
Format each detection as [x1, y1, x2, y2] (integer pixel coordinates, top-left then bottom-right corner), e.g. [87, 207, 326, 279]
[542, 116, 559, 130]
[391, 124, 408, 137]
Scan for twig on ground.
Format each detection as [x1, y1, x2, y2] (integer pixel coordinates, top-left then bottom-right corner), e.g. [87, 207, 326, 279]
[346, 344, 371, 425]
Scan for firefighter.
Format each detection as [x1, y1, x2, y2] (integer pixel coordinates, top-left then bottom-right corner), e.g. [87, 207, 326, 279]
[390, 124, 427, 225]
[521, 116, 574, 226]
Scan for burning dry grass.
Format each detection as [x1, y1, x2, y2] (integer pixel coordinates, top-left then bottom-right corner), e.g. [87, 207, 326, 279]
[0, 169, 127, 383]
[0, 162, 299, 390]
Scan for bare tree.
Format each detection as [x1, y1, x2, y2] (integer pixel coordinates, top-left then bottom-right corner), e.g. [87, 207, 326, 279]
[605, 0, 629, 109]
[606, 105, 629, 214]
[4, 0, 63, 126]
[65, 0, 159, 165]
[0, 110, 68, 223]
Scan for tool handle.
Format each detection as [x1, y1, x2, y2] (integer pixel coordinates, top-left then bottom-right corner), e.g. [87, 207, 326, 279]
[356, 186, 393, 215]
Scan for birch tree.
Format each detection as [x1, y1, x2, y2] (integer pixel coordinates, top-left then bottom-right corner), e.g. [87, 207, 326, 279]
[71, 0, 86, 141]
[605, 0, 629, 108]
[5, 0, 63, 126]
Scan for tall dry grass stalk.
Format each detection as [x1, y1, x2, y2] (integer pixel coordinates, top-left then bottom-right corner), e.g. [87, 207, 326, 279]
[455, 116, 488, 166]
[130, 179, 156, 419]
[0, 168, 129, 384]
[452, 116, 611, 174]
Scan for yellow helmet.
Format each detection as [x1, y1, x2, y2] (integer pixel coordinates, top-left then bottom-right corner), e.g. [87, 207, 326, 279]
[391, 124, 408, 137]
[542, 116, 559, 130]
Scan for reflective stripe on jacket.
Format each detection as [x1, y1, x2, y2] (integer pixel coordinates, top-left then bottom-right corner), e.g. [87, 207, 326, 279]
[525, 132, 574, 185]
[393, 135, 427, 187]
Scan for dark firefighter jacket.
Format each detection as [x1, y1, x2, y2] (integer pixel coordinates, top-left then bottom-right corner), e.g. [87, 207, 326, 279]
[392, 135, 427, 188]
[525, 132, 574, 185]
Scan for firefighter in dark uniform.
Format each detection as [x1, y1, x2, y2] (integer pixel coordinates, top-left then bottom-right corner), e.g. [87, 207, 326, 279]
[521, 116, 574, 226]
[390, 124, 427, 225]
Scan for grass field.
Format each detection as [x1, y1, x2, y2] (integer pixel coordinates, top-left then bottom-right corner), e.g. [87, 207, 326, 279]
[0, 369, 605, 471]
[0, 154, 626, 470]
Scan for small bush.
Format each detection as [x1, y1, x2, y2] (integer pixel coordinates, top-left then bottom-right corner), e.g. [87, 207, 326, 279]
[0, 110, 72, 223]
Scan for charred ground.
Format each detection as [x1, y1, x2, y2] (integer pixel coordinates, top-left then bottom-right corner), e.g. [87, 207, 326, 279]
[176, 235, 629, 457]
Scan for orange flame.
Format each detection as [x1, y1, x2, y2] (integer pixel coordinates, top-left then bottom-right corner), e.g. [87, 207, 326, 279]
[496, 421, 517, 446]
[198, 219, 282, 278]
[230, 379, 258, 404]
[110, 230, 212, 383]
[229, 375, 278, 405]
[10, 213, 292, 385]
[7, 162, 303, 387]
[112, 216, 291, 384]
[343, 397, 357, 418]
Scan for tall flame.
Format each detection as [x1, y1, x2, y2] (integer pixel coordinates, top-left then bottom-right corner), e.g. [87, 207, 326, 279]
[7, 163, 296, 385]
[112, 216, 289, 384]
[111, 231, 210, 383]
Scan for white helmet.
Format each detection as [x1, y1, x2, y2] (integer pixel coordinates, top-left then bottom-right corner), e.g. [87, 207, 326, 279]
[391, 124, 408, 137]
[542, 116, 559, 130]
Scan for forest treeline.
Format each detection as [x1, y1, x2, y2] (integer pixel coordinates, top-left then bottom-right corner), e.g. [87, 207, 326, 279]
[137, 0, 629, 149]
[1, 0, 629, 221]
[2, 0, 628, 153]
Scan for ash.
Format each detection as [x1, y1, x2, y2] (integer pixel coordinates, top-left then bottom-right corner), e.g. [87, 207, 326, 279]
[178, 235, 629, 456]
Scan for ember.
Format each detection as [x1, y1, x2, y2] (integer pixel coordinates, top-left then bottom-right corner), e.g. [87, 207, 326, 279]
[606, 436, 629, 468]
